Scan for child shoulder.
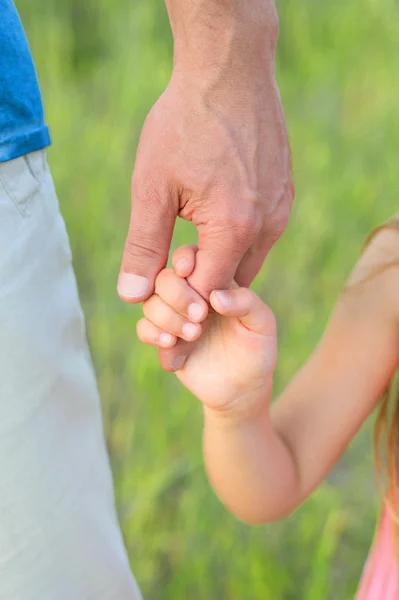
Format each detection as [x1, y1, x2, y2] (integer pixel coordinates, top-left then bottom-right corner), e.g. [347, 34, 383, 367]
[345, 218, 399, 322]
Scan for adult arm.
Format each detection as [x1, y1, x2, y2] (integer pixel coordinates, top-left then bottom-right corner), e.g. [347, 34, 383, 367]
[118, 0, 293, 303]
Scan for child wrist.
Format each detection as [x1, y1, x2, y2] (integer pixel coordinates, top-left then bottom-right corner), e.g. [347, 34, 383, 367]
[203, 392, 270, 429]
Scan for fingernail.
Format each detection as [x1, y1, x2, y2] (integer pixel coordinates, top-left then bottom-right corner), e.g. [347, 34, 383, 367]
[188, 303, 204, 322]
[215, 290, 231, 308]
[172, 355, 187, 372]
[175, 258, 188, 273]
[182, 323, 199, 340]
[117, 273, 149, 299]
[159, 333, 173, 346]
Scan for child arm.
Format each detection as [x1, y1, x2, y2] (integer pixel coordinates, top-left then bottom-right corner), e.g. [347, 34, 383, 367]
[137, 232, 399, 524]
[204, 252, 399, 523]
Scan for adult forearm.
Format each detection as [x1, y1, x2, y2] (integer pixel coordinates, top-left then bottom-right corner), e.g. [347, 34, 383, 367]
[165, 0, 279, 83]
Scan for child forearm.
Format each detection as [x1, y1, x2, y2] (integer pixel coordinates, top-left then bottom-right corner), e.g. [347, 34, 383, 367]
[202, 294, 399, 526]
[203, 402, 301, 524]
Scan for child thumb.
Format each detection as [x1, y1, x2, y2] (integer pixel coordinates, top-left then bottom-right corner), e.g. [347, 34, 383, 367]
[210, 288, 276, 337]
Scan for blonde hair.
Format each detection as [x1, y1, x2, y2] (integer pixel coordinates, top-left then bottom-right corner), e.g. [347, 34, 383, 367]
[374, 378, 399, 542]
[363, 217, 399, 552]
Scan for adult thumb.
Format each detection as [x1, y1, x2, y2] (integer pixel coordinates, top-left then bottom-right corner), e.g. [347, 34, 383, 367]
[118, 177, 176, 303]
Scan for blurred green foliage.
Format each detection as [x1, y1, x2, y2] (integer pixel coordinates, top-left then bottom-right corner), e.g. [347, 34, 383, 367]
[17, 0, 399, 597]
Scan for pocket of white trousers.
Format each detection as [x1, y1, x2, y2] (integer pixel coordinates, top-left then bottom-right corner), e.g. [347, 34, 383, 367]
[0, 151, 72, 296]
[0, 153, 41, 217]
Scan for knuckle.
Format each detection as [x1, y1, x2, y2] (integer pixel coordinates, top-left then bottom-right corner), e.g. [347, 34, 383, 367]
[142, 296, 156, 318]
[155, 270, 181, 305]
[223, 209, 261, 245]
[237, 209, 261, 236]
[160, 359, 176, 374]
[175, 244, 197, 259]
[136, 318, 149, 340]
[239, 287, 256, 306]
[143, 299, 173, 330]
[223, 193, 262, 232]
[155, 268, 174, 290]
[277, 180, 295, 221]
[156, 270, 189, 310]
[132, 173, 175, 216]
[168, 292, 185, 314]
[287, 179, 295, 204]
[266, 179, 295, 242]
[125, 232, 165, 263]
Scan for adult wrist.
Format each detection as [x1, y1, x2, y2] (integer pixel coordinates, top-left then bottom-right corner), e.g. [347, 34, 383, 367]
[166, 0, 279, 81]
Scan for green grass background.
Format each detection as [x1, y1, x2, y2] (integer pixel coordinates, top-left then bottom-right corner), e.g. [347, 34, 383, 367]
[17, 0, 399, 597]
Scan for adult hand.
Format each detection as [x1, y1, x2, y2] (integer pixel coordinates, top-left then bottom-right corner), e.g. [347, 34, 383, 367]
[117, 0, 294, 367]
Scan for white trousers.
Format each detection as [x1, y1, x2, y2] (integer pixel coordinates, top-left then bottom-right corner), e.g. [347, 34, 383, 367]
[0, 151, 142, 600]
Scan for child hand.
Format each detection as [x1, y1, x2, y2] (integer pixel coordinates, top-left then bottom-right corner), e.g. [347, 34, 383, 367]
[137, 246, 277, 413]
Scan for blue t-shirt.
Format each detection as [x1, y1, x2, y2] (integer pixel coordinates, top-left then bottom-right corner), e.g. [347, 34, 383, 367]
[0, 0, 51, 162]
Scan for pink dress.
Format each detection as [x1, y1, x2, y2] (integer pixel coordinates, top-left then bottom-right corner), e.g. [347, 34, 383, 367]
[356, 507, 398, 599]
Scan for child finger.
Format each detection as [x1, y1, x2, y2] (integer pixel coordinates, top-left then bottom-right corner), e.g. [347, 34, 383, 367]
[136, 318, 178, 348]
[143, 294, 203, 341]
[155, 268, 208, 323]
[210, 288, 276, 336]
[158, 338, 192, 373]
[172, 245, 198, 278]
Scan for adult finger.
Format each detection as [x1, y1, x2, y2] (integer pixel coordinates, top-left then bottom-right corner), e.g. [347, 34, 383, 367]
[187, 214, 259, 300]
[160, 213, 259, 371]
[235, 182, 294, 287]
[117, 176, 177, 303]
[234, 232, 274, 288]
